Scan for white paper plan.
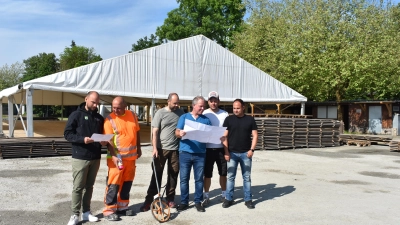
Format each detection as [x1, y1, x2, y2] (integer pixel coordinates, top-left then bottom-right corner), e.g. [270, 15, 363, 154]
[182, 119, 226, 144]
[90, 133, 114, 142]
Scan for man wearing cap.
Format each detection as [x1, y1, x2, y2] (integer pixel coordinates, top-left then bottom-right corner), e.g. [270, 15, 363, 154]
[201, 91, 229, 207]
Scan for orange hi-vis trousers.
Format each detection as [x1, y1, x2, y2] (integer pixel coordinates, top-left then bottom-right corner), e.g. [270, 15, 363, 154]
[103, 158, 136, 216]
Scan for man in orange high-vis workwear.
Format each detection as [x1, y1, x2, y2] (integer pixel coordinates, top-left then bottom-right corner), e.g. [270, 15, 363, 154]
[102, 96, 142, 221]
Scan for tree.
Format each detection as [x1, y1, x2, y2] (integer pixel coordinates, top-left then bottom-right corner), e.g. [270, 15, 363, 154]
[22, 53, 59, 82]
[156, 0, 246, 48]
[232, 0, 400, 120]
[0, 62, 24, 90]
[59, 40, 102, 71]
[130, 34, 164, 52]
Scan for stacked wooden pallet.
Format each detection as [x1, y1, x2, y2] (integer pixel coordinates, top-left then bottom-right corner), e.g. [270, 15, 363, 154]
[0, 137, 72, 159]
[389, 140, 400, 151]
[0, 137, 109, 159]
[255, 118, 341, 150]
[338, 134, 392, 144]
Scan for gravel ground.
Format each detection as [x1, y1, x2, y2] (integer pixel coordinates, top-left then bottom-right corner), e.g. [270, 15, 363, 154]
[0, 144, 399, 225]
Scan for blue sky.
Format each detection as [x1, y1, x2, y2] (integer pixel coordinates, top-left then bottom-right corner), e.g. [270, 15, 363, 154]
[0, 0, 178, 66]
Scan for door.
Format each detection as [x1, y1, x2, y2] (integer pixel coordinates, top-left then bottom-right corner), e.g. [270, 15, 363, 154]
[368, 106, 382, 134]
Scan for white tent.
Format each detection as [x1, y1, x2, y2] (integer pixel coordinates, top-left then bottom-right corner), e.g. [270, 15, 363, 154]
[0, 35, 307, 137]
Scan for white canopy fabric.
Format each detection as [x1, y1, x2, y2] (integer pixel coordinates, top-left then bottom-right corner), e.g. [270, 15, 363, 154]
[1, 35, 306, 105]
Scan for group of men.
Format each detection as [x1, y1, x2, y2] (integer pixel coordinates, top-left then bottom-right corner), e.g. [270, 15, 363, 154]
[64, 90, 258, 225]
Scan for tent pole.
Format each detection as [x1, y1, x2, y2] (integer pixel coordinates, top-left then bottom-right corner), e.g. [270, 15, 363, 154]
[151, 98, 155, 120]
[27, 89, 34, 137]
[301, 102, 305, 115]
[146, 103, 150, 126]
[61, 92, 64, 121]
[8, 95, 14, 138]
[0, 97, 3, 137]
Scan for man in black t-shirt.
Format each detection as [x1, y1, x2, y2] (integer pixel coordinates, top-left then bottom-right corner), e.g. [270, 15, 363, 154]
[222, 99, 258, 209]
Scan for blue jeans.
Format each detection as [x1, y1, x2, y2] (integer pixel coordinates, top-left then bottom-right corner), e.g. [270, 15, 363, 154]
[226, 152, 252, 202]
[179, 151, 205, 204]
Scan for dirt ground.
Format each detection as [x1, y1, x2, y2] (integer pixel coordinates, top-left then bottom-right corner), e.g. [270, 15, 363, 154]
[0, 143, 399, 225]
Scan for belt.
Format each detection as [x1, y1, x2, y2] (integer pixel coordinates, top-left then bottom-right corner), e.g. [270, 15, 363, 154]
[207, 148, 224, 151]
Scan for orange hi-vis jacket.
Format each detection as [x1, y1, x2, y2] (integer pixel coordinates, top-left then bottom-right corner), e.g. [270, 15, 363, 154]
[104, 110, 140, 160]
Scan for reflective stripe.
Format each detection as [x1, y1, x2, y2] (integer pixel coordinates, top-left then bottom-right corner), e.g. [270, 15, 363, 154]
[106, 115, 121, 151]
[117, 202, 128, 207]
[120, 153, 137, 159]
[118, 145, 137, 152]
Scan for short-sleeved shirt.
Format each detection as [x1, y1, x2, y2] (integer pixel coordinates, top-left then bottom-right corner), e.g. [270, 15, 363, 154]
[203, 108, 228, 148]
[223, 114, 257, 153]
[104, 110, 140, 160]
[151, 107, 184, 150]
[177, 112, 212, 154]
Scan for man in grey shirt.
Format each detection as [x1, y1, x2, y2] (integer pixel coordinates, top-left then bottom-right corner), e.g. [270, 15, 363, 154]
[140, 93, 184, 211]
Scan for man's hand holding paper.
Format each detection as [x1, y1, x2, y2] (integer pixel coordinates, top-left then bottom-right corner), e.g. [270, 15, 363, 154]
[90, 133, 114, 142]
[181, 119, 226, 144]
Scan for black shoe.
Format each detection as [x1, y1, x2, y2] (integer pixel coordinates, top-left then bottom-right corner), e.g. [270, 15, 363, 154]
[245, 200, 255, 209]
[139, 202, 151, 212]
[195, 203, 205, 212]
[177, 204, 189, 211]
[222, 199, 234, 208]
[117, 209, 135, 216]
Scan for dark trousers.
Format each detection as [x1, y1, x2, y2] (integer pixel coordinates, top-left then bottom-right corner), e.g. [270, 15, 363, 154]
[145, 149, 179, 203]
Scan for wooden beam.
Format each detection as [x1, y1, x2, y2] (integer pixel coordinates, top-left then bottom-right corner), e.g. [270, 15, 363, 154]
[276, 104, 281, 114]
[358, 103, 366, 113]
[382, 102, 392, 117]
[250, 103, 254, 116]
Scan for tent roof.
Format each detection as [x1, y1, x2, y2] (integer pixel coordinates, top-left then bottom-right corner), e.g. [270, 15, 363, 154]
[1, 35, 306, 106]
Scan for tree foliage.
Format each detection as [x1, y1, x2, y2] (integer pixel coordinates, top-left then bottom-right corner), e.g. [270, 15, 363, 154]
[233, 0, 400, 106]
[59, 40, 102, 71]
[0, 62, 24, 90]
[156, 0, 246, 48]
[130, 34, 164, 52]
[22, 53, 59, 82]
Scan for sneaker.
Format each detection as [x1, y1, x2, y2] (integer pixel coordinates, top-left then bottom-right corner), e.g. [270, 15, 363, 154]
[195, 203, 205, 212]
[104, 213, 119, 221]
[140, 202, 151, 212]
[201, 197, 210, 207]
[222, 199, 234, 208]
[245, 200, 255, 209]
[67, 215, 78, 225]
[167, 201, 177, 208]
[81, 211, 98, 222]
[177, 204, 189, 211]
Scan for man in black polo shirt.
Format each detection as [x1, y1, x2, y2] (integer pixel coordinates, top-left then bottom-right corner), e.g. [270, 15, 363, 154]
[222, 99, 258, 209]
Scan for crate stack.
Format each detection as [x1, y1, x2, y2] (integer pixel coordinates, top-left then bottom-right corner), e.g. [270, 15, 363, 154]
[389, 140, 400, 151]
[0, 137, 107, 159]
[256, 118, 341, 150]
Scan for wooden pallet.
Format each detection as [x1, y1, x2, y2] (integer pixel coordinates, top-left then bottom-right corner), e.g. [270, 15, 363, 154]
[346, 140, 371, 147]
[389, 141, 400, 151]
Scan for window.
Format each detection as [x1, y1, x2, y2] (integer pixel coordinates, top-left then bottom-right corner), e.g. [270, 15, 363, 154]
[317, 106, 337, 119]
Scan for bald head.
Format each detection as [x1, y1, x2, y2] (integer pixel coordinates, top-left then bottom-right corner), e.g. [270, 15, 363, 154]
[85, 91, 100, 111]
[112, 96, 127, 116]
[167, 93, 180, 111]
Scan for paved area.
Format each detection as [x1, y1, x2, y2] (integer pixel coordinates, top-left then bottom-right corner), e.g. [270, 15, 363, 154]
[0, 144, 399, 225]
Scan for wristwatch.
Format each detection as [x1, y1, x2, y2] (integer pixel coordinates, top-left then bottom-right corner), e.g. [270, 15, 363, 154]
[250, 149, 254, 152]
